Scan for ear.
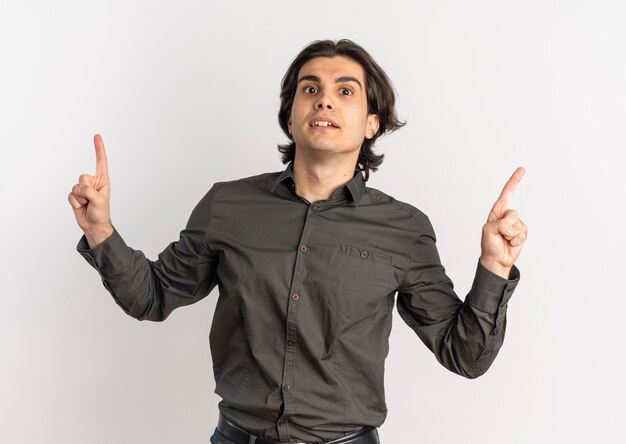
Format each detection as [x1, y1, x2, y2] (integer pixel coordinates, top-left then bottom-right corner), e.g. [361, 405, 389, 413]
[365, 114, 380, 139]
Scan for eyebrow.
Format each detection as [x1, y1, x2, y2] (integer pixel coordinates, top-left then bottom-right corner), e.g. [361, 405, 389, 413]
[297, 74, 363, 90]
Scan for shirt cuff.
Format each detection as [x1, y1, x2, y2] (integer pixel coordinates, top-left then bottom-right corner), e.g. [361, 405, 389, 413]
[465, 258, 520, 314]
[76, 225, 133, 278]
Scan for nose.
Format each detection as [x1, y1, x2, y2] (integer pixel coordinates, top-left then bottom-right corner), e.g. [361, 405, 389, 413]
[315, 92, 333, 110]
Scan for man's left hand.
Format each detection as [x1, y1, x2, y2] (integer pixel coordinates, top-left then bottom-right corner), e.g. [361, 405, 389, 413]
[480, 167, 528, 279]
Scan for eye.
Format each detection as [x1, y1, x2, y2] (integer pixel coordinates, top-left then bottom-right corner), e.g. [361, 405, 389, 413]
[304, 86, 318, 94]
[340, 87, 353, 96]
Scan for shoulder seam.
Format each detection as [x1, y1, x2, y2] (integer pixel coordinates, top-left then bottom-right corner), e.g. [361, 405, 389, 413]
[368, 188, 428, 229]
[204, 182, 227, 255]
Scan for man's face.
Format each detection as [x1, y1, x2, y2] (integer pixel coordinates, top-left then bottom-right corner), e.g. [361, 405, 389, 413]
[288, 56, 379, 160]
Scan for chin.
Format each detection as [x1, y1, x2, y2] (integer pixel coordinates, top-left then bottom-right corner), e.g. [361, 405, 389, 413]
[311, 142, 339, 151]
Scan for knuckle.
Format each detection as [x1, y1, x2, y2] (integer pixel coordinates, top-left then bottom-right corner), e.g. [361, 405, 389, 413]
[79, 174, 92, 184]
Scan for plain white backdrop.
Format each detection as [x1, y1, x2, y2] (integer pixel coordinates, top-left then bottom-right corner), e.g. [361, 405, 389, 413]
[1, 1, 624, 443]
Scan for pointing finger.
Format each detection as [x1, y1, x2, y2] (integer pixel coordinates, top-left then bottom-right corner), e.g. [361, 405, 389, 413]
[94, 133, 109, 178]
[488, 167, 525, 222]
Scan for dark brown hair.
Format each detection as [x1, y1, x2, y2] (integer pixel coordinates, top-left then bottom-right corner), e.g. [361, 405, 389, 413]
[277, 39, 406, 181]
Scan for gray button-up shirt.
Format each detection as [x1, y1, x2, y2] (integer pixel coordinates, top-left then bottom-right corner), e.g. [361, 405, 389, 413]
[77, 160, 520, 443]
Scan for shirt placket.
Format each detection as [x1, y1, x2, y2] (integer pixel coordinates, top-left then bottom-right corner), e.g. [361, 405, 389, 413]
[276, 200, 322, 442]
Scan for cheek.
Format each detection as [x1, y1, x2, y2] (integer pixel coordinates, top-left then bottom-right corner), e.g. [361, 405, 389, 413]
[350, 103, 370, 129]
[349, 113, 370, 137]
[290, 102, 306, 124]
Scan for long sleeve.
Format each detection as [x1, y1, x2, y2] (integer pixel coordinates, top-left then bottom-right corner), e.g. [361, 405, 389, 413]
[76, 185, 221, 321]
[396, 215, 520, 379]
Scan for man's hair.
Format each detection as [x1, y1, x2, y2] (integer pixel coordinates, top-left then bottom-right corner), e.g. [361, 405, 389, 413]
[277, 39, 405, 181]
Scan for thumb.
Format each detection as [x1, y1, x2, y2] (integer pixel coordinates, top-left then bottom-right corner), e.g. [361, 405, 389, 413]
[74, 184, 101, 204]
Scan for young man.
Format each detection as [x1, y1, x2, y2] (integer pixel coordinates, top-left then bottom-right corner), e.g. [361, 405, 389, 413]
[69, 39, 527, 444]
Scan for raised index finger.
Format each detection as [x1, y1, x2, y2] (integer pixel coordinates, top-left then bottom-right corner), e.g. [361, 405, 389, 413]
[94, 133, 108, 177]
[489, 167, 525, 219]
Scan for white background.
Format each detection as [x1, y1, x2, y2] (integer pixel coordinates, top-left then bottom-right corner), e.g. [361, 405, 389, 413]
[1, 1, 624, 443]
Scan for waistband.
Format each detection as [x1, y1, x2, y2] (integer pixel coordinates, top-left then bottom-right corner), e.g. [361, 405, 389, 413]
[217, 412, 379, 444]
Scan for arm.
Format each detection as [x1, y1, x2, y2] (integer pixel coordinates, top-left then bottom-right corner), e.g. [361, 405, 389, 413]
[396, 216, 520, 379]
[69, 134, 221, 321]
[76, 185, 221, 321]
[397, 168, 527, 378]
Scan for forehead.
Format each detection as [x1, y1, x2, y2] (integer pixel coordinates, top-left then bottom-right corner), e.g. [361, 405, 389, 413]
[298, 56, 366, 83]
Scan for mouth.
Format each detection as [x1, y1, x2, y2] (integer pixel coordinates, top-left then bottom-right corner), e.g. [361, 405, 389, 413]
[309, 117, 339, 129]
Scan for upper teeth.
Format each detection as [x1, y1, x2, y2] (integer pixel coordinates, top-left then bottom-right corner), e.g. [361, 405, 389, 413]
[313, 121, 334, 127]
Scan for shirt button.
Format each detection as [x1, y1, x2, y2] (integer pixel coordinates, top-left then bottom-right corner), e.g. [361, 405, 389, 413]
[311, 204, 319, 211]
[287, 339, 295, 346]
[292, 293, 299, 301]
[360, 250, 368, 258]
[484, 348, 493, 355]
[507, 288, 513, 293]
[283, 384, 291, 392]
[300, 245, 308, 252]
[278, 420, 285, 426]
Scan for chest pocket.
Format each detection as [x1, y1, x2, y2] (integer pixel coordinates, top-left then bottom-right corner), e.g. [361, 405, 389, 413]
[323, 243, 397, 320]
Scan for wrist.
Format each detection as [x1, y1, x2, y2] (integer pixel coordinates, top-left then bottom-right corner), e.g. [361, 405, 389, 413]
[85, 224, 114, 249]
[479, 257, 512, 279]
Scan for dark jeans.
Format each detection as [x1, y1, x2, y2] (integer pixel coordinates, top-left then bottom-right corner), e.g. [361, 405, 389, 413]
[210, 428, 238, 444]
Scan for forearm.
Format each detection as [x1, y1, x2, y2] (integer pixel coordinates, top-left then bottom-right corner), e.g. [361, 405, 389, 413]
[76, 189, 221, 322]
[397, 259, 520, 379]
[450, 260, 520, 377]
[436, 297, 510, 379]
[77, 225, 166, 321]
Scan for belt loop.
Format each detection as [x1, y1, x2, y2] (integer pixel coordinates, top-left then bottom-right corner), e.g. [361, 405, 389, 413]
[248, 435, 256, 444]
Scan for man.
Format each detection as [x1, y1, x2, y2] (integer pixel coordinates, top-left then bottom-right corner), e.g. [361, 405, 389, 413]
[68, 39, 527, 444]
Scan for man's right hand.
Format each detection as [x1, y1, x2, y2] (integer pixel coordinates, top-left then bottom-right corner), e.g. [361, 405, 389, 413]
[68, 133, 113, 247]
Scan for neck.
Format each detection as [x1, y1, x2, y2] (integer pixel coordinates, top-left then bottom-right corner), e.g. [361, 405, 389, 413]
[292, 150, 358, 204]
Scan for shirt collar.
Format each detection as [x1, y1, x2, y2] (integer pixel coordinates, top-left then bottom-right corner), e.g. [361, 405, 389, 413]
[270, 160, 365, 207]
